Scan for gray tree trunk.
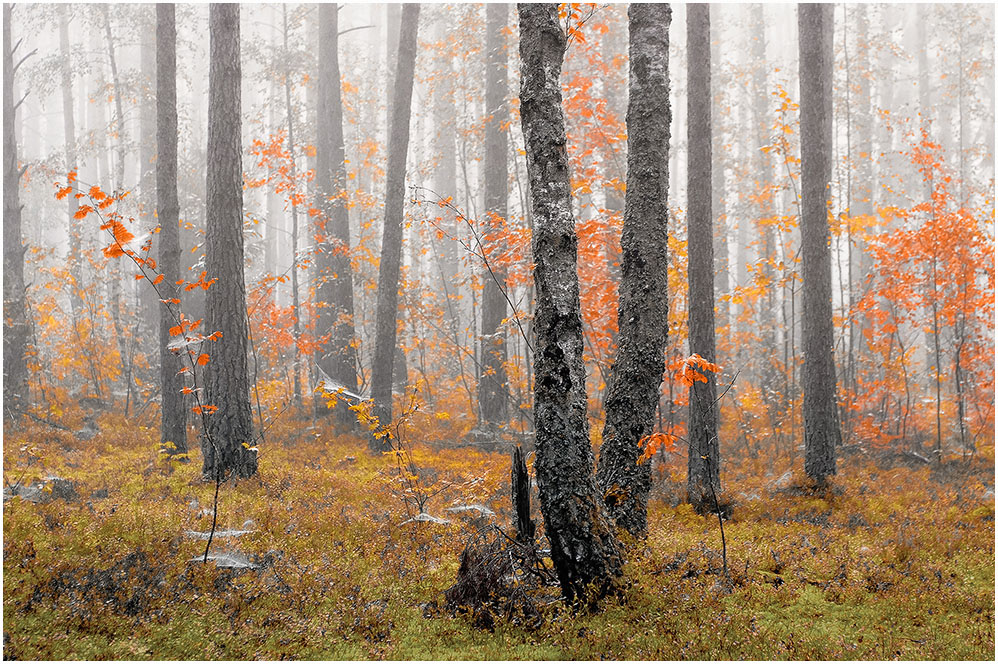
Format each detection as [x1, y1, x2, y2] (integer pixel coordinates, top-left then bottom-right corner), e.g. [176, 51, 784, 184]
[59, 9, 83, 319]
[157, 3, 187, 456]
[3, 3, 30, 421]
[138, 7, 159, 358]
[799, 3, 840, 485]
[370, 3, 420, 453]
[478, 2, 509, 427]
[595, 3, 672, 537]
[100, 4, 135, 415]
[710, 5, 728, 358]
[684, 3, 720, 511]
[518, 2, 622, 606]
[315, 3, 358, 421]
[202, 2, 257, 480]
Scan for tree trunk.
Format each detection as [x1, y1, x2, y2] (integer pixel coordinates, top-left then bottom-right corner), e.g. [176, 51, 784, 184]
[100, 4, 135, 415]
[511, 444, 535, 544]
[684, 3, 720, 511]
[282, 4, 303, 411]
[710, 5, 728, 358]
[370, 3, 420, 453]
[595, 3, 672, 537]
[138, 7, 159, 364]
[157, 3, 187, 456]
[478, 2, 510, 428]
[314, 3, 358, 421]
[518, 2, 622, 606]
[59, 9, 84, 320]
[799, 3, 840, 485]
[3, 3, 30, 421]
[203, 2, 257, 480]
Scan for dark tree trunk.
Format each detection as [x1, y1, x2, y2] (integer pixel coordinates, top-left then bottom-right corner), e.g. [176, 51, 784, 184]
[595, 3, 672, 537]
[370, 3, 420, 453]
[799, 3, 840, 485]
[518, 2, 622, 606]
[315, 3, 358, 421]
[3, 3, 30, 421]
[202, 2, 257, 480]
[511, 444, 535, 544]
[684, 3, 720, 510]
[157, 3, 186, 456]
[478, 2, 510, 427]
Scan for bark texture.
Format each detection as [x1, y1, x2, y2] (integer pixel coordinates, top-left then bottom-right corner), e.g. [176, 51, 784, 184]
[3, 3, 30, 421]
[202, 3, 256, 479]
[370, 3, 420, 452]
[314, 3, 357, 421]
[518, 2, 622, 605]
[157, 3, 186, 455]
[315, 4, 357, 421]
[595, 2, 672, 537]
[511, 444, 535, 544]
[799, 3, 840, 484]
[478, 2, 510, 427]
[684, 3, 720, 510]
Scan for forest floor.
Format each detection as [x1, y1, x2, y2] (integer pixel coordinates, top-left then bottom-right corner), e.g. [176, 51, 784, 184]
[2, 411, 994, 660]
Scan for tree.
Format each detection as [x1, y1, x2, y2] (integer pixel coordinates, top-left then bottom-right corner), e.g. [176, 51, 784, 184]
[477, 2, 509, 428]
[203, 2, 257, 480]
[58, 7, 84, 319]
[595, 3, 672, 536]
[684, 3, 720, 510]
[518, 2, 622, 605]
[314, 3, 358, 421]
[798, 3, 840, 484]
[370, 3, 420, 452]
[3, 3, 31, 422]
[157, 3, 186, 456]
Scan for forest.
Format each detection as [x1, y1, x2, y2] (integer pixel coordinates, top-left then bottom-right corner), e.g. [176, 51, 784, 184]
[2, 2, 995, 660]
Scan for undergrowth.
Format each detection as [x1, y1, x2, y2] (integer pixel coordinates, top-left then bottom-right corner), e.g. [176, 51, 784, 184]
[3, 412, 994, 660]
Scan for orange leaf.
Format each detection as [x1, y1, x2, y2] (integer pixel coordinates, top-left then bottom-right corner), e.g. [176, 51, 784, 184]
[196, 353, 210, 366]
[153, 274, 165, 285]
[74, 205, 93, 220]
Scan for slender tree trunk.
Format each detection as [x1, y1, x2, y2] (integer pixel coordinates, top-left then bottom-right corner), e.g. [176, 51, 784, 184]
[59, 9, 84, 319]
[282, 5, 303, 410]
[370, 3, 420, 452]
[595, 3, 672, 537]
[157, 3, 187, 455]
[519, 2, 622, 606]
[100, 4, 135, 415]
[751, 5, 778, 412]
[203, 2, 257, 480]
[478, 2, 510, 428]
[799, 3, 840, 485]
[710, 4, 728, 359]
[684, 3, 720, 511]
[138, 7, 159, 364]
[315, 3, 358, 420]
[3, 3, 30, 421]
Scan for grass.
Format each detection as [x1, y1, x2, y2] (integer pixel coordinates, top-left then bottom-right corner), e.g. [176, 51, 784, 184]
[3, 411, 994, 660]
